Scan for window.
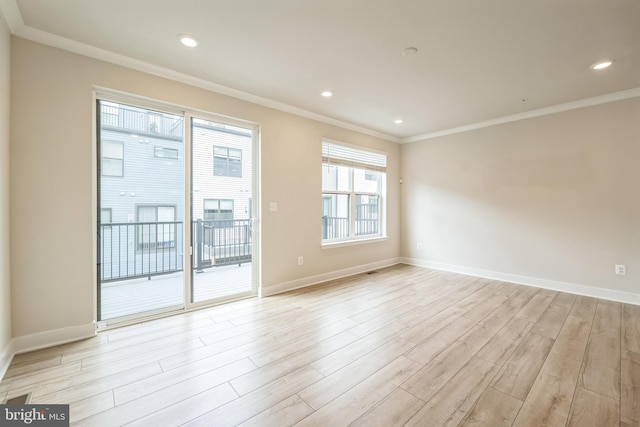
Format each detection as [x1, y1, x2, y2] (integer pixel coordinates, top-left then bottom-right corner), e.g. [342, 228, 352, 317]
[136, 205, 176, 250]
[214, 146, 242, 177]
[102, 141, 124, 177]
[100, 208, 112, 224]
[203, 199, 234, 223]
[154, 147, 179, 159]
[322, 141, 386, 243]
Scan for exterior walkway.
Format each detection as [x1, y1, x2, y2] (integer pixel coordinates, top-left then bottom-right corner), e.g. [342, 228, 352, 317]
[100, 263, 253, 320]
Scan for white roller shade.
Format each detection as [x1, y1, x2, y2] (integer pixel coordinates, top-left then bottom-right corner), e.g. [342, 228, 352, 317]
[322, 141, 387, 172]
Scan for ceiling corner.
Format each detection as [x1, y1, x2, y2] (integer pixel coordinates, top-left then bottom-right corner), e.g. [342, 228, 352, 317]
[0, 0, 23, 33]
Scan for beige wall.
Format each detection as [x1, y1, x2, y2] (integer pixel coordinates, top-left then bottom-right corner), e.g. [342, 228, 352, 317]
[0, 14, 12, 367]
[401, 97, 640, 295]
[10, 38, 400, 339]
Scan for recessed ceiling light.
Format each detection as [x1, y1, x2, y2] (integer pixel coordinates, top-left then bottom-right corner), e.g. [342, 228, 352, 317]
[401, 47, 418, 56]
[591, 60, 612, 70]
[179, 34, 199, 48]
[321, 91, 333, 97]
[394, 119, 404, 124]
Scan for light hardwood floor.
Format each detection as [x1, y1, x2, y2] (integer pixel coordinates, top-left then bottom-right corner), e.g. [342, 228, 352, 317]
[1, 264, 638, 426]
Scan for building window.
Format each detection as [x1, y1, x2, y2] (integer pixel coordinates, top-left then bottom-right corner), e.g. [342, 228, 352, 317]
[154, 147, 179, 159]
[136, 205, 176, 250]
[204, 199, 234, 223]
[102, 140, 124, 177]
[100, 208, 112, 224]
[322, 141, 386, 243]
[213, 146, 242, 177]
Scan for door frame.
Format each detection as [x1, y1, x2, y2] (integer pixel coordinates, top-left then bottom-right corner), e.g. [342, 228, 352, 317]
[94, 88, 261, 329]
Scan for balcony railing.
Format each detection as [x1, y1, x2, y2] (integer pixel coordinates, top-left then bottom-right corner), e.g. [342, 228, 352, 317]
[100, 105, 184, 140]
[322, 216, 380, 240]
[99, 219, 252, 282]
[194, 219, 252, 272]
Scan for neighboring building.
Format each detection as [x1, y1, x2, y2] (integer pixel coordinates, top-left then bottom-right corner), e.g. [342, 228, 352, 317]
[98, 102, 253, 281]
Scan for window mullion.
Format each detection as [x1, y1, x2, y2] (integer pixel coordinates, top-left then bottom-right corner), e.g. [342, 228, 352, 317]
[349, 168, 355, 238]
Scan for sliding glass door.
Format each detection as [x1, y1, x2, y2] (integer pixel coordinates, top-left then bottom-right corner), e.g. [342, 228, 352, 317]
[191, 118, 255, 303]
[97, 100, 185, 321]
[97, 97, 258, 323]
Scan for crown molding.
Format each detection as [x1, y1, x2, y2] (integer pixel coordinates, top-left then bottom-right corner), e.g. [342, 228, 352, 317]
[401, 86, 640, 144]
[1, 0, 399, 143]
[3, 0, 638, 146]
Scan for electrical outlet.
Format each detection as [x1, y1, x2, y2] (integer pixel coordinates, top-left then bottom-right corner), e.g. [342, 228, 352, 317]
[417, 243, 422, 250]
[615, 264, 626, 275]
[298, 256, 304, 266]
[269, 202, 278, 212]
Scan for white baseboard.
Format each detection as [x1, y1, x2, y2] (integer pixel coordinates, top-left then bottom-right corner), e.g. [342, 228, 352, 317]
[261, 258, 402, 297]
[0, 338, 14, 382]
[12, 322, 97, 355]
[401, 257, 640, 306]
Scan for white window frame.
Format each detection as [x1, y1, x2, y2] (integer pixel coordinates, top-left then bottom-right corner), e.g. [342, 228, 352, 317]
[322, 140, 387, 247]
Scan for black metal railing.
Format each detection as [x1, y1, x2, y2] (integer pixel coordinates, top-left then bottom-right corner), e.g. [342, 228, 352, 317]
[99, 219, 252, 282]
[194, 219, 252, 272]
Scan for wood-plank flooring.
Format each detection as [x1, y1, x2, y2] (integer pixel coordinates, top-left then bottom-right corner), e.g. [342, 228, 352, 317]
[1, 264, 637, 426]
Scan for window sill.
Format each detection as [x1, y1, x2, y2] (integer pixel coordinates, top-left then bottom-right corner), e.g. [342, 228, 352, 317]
[321, 236, 388, 249]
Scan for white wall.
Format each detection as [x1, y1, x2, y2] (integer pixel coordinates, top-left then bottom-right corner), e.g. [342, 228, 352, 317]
[10, 38, 400, 344]
[401, 97, 640, 301]
[0, 12, 12, 376]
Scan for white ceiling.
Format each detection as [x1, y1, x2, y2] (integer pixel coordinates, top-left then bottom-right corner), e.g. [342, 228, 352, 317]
[2, 0, 639, 142]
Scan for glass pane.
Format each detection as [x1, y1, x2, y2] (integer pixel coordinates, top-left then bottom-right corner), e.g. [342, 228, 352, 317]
[354, 168, 381, 193]
[213, 157, 228, 176]
[103, 141, 123, 159]
[157, 206, 175, 221]
[102, 158, 123, 176]
[229, 158, 242, 177]
[203, 199, 218, 210]
[355, 194, 379, 236]
[100, 209, 112, 224]
[322, 164, 351, 192]
[322, 193, 350, 240]
[155, 147, 178, 159]
[137, 206, 156, 222]
[229, 148, 242, 160]
[192, 117, 254, 303]
[98, 100, 185, 321]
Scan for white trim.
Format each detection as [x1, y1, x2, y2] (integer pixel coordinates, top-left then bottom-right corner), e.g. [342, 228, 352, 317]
[401, 87, 640, 143]
[12, 322, 96, 355]
[322, 236, 388, 249]
[400, 258, 640, 306]
[2, 1, 639, 145]
[9, 24, 398, 143]
[0, 338, 14, 381]
[262, 258, 401, 297]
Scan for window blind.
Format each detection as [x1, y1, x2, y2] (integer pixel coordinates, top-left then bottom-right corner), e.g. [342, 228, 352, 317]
[322, 141, 387, 172]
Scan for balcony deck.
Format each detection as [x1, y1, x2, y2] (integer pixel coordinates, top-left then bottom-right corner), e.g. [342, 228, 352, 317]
[100, 263, 253, 320]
